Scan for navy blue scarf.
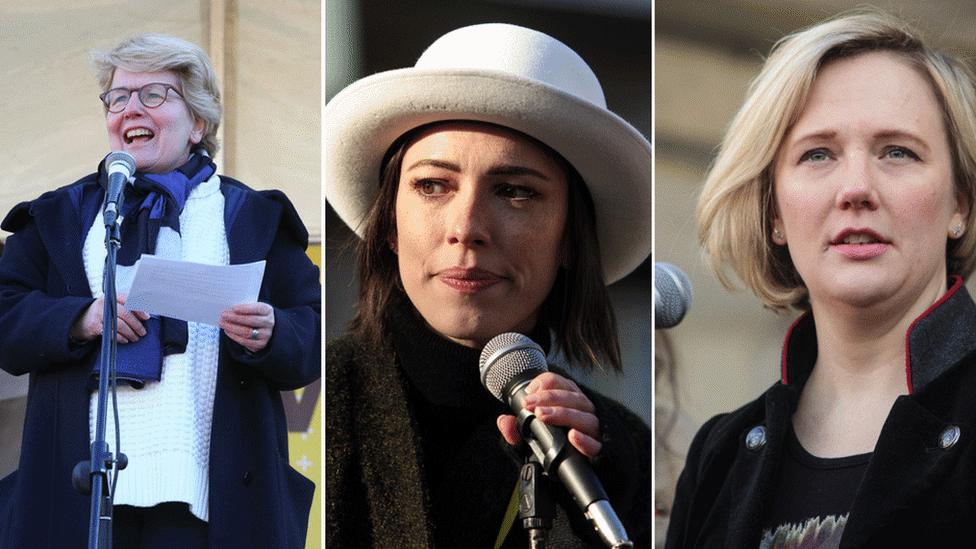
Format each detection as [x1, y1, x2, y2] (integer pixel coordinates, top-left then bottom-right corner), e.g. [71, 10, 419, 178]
[91, 152, 217, 388]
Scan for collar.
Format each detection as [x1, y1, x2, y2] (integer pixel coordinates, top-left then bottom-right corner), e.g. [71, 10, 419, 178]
[780, 276, 976, 394]
[389, 296, 551, 410]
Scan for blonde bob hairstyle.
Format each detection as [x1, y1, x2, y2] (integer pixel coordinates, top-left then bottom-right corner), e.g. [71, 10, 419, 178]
[697, 10, 976, 312]
[91, 33, 222, 156]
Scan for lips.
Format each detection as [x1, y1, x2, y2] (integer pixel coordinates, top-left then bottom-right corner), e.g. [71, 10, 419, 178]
[437, 267, 504, 294]
[830, 228, 890, 259]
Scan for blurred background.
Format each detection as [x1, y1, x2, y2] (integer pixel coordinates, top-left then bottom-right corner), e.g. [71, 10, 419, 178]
[0, 1, 322, 546]
[325, 0, 652, 424]
[655, 0, 976, 542]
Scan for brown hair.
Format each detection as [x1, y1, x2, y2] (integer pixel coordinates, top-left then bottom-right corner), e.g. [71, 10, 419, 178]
[350, 122, 621, 371]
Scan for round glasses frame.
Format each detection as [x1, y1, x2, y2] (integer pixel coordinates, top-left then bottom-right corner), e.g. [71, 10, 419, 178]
[99, 83, 184, 113]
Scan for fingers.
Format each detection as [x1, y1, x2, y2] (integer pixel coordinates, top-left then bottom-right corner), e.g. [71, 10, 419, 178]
[521, 372, 603, 458]
[115, 303, 147, 343]
[116, 293, 150, 321]
[225, 302, 274, 316]
[568, 429, 603, 459]
[496, 415, 522, 447]
[220, 303, 275, 353]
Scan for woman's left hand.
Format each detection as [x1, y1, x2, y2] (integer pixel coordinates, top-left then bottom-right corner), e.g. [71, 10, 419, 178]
[496, 372, 602, 459]
[220, 302, 275, 353]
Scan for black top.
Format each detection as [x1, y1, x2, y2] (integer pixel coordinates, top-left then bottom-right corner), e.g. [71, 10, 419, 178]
[760, 424, 871, 548]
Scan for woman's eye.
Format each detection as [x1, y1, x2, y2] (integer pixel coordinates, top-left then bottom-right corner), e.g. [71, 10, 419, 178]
[497, 184, 538, 201]
[883, 146, 919, 161]
[799, 148, 831, 163]
[413, 179, 447, 196]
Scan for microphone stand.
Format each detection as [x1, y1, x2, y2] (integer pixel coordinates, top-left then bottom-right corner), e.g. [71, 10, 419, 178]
[520, 458, 554, 549]
[77, 197, 127, 549]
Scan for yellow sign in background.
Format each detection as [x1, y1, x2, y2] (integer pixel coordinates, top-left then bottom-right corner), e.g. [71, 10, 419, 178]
[286, 243, 322, 549]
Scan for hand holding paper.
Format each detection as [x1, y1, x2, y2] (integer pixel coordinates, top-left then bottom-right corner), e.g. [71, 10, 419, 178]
[124, 255, 267, 326]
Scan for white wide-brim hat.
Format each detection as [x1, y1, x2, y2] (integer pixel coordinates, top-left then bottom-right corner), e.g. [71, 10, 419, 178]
[325, 23, 650, 284]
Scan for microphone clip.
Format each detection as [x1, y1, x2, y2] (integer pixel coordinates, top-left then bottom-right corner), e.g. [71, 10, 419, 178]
[519, 458, 554, 549]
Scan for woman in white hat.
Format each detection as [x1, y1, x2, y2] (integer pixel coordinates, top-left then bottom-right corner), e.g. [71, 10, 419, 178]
[668, 11, 976, 548]
[325, 23, 650, 548]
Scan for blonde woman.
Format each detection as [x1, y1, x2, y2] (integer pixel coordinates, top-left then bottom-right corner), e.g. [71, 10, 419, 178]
[0, 34, 319, 548]
[668, 11, 976, 548]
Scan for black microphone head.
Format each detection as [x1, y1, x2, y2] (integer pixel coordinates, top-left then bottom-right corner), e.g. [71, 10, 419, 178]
[655, 262, 693, 329]
[479, 333, 548, 401]
[104, 151, 136, 179]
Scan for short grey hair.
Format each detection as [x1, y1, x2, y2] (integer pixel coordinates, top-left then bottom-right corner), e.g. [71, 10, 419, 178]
[91, 33, 222, 156]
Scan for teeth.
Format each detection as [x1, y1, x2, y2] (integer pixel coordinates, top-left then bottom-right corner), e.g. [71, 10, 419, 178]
[125, 128, 153, 141]
[843, 233, 878, 244]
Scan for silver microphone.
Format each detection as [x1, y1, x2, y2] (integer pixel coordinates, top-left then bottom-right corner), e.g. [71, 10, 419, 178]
[480, 333, 633, 549]
[654, 262, 693, 329]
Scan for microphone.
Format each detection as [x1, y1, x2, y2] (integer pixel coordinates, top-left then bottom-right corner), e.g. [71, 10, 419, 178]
[102, 151, 136, 226]
[480, 333, 633, 549]
[654, 262, 692, 329]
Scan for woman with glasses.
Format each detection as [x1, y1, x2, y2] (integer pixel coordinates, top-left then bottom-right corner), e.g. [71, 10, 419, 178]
[0, 34, 319, 548]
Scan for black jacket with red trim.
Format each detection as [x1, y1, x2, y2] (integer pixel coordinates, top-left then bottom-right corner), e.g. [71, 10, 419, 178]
[666, 277, 976, 548]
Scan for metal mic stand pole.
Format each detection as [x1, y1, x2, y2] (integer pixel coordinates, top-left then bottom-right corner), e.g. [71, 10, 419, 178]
[85, 203, 125, 549]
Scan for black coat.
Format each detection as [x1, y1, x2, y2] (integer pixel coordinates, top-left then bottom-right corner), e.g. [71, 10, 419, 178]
[0, 174, 321, 549]
[325, 317, 651, 548]
[667, 278, 976, 548]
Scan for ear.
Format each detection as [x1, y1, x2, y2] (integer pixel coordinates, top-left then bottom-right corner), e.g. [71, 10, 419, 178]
[949, 190, 971, 239]
[388, 233, 398, 255]
[190, 117, 205, 145]
[771, 216, 787, 245]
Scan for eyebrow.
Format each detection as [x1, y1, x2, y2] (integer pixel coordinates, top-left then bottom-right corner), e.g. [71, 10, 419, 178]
[787, 128, 932, 153]
[404, 159, 551, 180]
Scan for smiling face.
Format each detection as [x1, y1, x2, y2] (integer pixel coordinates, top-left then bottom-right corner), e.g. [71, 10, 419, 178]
[105, 68, 204, 174]
[394, 122, 569, 348]
[772, 51, 966, 313]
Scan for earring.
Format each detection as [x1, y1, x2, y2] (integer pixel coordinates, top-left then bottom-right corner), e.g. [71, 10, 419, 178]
[773, 228, 784, 242]
[952, 225, 964, 238]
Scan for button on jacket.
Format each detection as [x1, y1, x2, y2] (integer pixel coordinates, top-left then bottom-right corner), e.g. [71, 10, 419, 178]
[666, 277, 976, 548]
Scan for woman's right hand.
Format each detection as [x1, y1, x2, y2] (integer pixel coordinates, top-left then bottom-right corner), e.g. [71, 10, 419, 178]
[70, 295, 150, 343]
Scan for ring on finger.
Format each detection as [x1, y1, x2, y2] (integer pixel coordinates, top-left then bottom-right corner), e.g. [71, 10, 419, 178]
[249, 328, 260, 340]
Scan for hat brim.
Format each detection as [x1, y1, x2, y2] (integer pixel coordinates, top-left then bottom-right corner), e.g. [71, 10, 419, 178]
[325, 68, 651, 284]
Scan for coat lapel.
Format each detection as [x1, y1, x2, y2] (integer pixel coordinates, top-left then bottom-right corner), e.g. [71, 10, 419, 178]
[358, 351, 434, 547]
[31, 188, 93, 297]
[843, 396, 965, 547]
[724, 384, 792, 546]
[221, 181, 282, 265]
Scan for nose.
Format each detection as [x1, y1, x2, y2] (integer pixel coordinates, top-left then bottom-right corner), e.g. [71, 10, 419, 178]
[120, 92, 145, 117]
[836, 155, 879, 211]
[447, 187, 492, 247]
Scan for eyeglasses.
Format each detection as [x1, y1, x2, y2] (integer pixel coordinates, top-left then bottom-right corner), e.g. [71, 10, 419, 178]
[99, 83, 184, 113]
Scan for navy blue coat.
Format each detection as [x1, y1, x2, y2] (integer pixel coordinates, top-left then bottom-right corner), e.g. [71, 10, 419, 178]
[0, 174, 320, 549]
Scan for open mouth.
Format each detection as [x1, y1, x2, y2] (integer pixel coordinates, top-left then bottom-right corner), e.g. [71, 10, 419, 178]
[831, 229, 888, 246]
[841, 233, 880, 245]
[124, 128, 154, 144]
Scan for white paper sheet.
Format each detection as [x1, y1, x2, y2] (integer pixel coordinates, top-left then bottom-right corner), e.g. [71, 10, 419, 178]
[124, 255, 266, 326]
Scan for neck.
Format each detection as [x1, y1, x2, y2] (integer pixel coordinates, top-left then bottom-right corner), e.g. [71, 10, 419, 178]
[808, 276, 947, 389]
[793, 277, 949, 457]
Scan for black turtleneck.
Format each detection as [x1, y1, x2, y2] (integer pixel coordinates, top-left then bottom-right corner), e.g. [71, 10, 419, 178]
[389, 301, 551, 548]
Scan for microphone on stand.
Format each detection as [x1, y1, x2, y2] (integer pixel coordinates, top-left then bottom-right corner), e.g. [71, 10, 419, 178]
[480, 333, 633, 549]
[101, 151, 135, 227]
[654, 262, 692, 329]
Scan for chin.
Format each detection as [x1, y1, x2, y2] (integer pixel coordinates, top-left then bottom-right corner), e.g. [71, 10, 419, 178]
[427, 308, 535, 348]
